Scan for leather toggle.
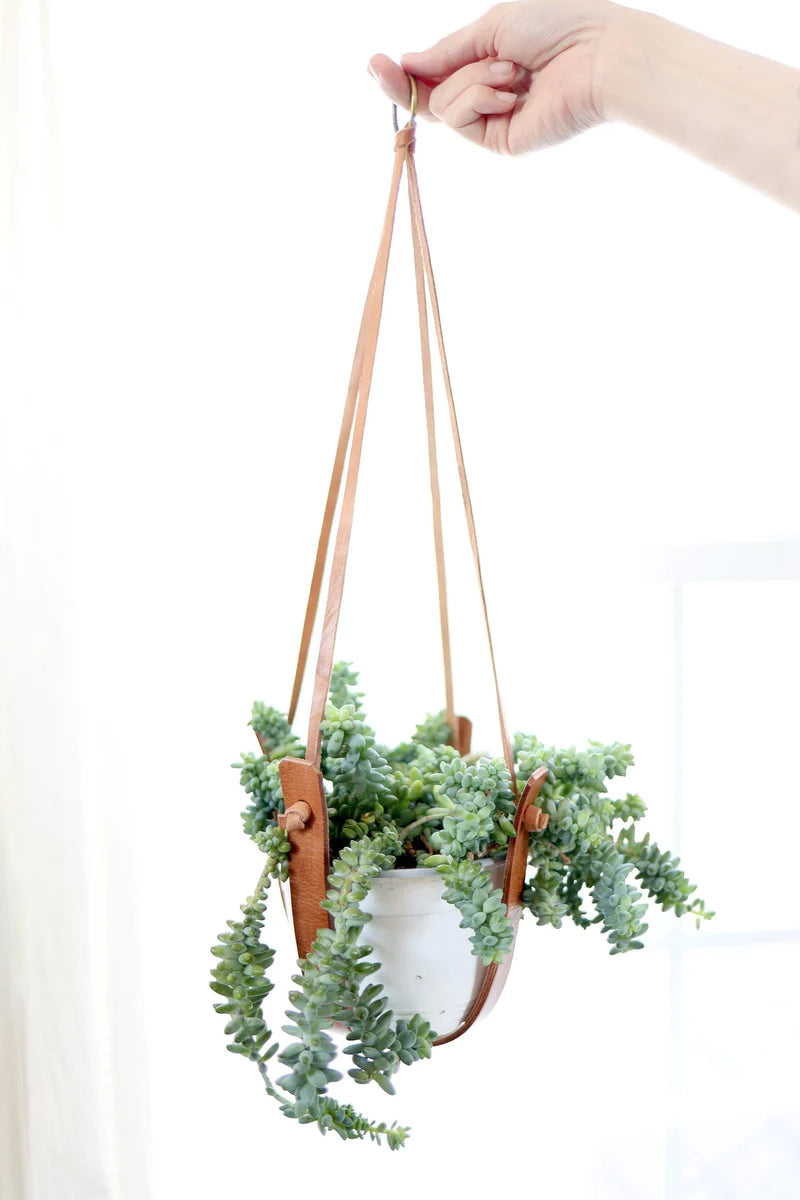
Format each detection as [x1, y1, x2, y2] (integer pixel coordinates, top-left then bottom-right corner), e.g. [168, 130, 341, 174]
[524, 805, 549, 832]
[278, 801, 312, 833]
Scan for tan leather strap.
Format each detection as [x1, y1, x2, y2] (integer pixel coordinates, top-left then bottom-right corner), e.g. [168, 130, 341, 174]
[408, 162, 456, 733]
[277, 759, 331, 956]
[405, 151, 517, 786]
[286, 221, 377, 727]
[286, 121, 459, 738]
[303, 126, 412, 766]
[290, 118, 514, 786]
[432, 766, 549, 1046]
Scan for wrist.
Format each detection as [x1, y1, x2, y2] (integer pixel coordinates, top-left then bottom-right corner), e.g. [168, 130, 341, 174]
[593, 3, 656, 123]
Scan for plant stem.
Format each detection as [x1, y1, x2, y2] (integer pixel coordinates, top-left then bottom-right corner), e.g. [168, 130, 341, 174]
[398, 808, 450, 841]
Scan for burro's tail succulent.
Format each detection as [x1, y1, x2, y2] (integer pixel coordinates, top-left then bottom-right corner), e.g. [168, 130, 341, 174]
[212, 663, 712, 1147]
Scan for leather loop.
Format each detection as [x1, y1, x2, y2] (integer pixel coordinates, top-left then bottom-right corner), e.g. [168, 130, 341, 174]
[394, 124, 416, 151]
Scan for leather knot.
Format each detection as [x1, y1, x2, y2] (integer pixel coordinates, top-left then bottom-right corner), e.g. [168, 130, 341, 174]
[524, 805, 549, 833]
[278, 801, 312, 833]
[394, 124, 416, 152]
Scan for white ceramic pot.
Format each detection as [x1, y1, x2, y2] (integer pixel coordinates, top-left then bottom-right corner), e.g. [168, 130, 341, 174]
[356, 856, 506, 1040]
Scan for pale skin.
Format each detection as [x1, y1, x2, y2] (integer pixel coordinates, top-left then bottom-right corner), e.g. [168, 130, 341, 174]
[368, 0, 800, 212]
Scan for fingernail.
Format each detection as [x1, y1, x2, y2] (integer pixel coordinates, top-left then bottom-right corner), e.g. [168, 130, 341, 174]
[490, 60, 513, 75]
[367, 63, 378, 79]
[497, 91, 517, 103]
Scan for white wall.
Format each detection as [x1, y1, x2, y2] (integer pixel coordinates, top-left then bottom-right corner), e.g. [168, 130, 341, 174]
[2, 2, 799, 1197]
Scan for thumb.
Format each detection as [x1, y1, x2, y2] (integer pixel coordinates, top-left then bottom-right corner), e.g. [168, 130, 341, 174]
[401, 10, 500, 80]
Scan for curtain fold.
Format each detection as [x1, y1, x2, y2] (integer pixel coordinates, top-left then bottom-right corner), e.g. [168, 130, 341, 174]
[0, 4, 151, 1197]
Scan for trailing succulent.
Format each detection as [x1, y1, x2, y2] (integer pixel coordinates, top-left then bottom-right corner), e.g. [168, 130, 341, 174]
[213, 662, 712, 1148]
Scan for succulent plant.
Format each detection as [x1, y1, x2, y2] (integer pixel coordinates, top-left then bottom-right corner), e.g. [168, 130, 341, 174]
[212, 663, 712, 1147]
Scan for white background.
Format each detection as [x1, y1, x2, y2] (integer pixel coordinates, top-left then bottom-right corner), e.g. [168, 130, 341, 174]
[1, 1, 799, 1197]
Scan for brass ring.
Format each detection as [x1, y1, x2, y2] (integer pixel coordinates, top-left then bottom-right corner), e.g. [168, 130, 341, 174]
[392, 71, 418, 133]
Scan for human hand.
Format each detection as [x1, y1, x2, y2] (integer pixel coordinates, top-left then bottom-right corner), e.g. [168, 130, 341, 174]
[368, 0, 618, 154]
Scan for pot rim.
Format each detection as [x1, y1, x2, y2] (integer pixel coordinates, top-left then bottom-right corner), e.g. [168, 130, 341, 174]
[377, 852, 507, 879]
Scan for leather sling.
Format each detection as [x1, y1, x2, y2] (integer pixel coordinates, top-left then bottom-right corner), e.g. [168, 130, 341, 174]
[277, 110, 548, 1044]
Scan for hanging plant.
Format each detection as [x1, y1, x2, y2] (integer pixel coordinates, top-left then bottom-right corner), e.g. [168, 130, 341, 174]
[210, 661, 712, 1149]
[211, 83, 711, 1149]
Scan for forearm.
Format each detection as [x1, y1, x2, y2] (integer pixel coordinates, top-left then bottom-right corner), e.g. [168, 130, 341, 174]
[599, 5, 800, 211]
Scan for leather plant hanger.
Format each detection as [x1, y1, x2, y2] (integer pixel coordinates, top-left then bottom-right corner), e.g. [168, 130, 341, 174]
[273, 75, 548, 1045]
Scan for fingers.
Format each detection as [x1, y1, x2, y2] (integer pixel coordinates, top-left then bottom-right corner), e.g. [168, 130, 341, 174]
[438, 84, 518, 144]
[368, 53, 436, 119]
[426, 58, 520, 147]
[368, 52, 523, 141]
[400, 6, 503, 81]
[428, 57, 521, 118]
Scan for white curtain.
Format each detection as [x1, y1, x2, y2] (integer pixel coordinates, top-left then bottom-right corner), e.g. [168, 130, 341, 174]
[0, 4, 150, 1197]
[2, 2, 799, 1198]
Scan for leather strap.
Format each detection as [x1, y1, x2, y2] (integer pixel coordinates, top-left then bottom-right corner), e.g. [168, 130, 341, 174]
[288, 121, 456, 736]
[405, 149, 517, 786]
[286, 212, 378, 727]
[303, 127, 411, 766]
[286, 121, 459, 740]
[288, 118, 515, 783]
[277, 758, 332, 958]
[432, 766, 549, 1046]
[408, 159, 456, 733]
